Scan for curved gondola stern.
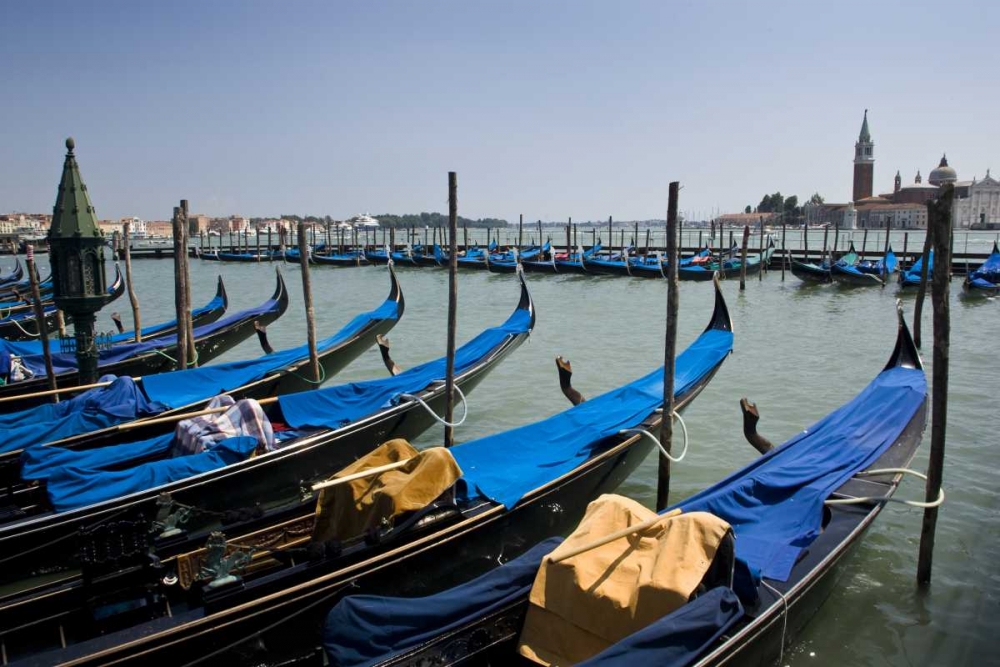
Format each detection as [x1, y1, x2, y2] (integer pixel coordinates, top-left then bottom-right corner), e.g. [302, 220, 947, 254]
[516, 266, 537, 332]
[271, 267, 289, 316]
[215, 275, 229, 311]
[387, 263, 405, 319]
[704, 273, 733, 333]
[108, 263, 125, 299]
[885, 300, 923, 371]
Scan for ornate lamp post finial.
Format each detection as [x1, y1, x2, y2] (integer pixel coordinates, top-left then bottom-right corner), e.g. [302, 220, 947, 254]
[47, 138, 111, 384]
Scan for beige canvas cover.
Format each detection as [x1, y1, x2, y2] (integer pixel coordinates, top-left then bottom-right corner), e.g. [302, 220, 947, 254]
[311, 439, 462, 543]
[517, 494, 732, 665]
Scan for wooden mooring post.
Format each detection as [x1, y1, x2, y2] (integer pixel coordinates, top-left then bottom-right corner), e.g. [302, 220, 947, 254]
[917, 184, 954, 585]
[444, 172, 459, 448]
[781, 223, 787, 280]
[297, 224, 321, 384]
[180, 200, 195, 365]
[882, 216, 892, 286]
[739, 224, 750, 290]
[123, 221, 142, 342]
[26, 245, 57, 395]
[913, 225, 934, 348]
[657, 181, 680, 512]
[171, 205, 189, 371]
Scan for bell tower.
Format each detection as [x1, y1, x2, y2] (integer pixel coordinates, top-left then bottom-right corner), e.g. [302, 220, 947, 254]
[853, 109, 874, 202]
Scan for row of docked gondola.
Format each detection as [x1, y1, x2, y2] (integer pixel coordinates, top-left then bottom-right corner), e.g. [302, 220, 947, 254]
[2, 278, 730, 666]
[792, 242, 904, 288]
[319, 304, 928, 667]
[0, 274, 537, 662]
[0, 267, 404, 482]
[0, 265, 125, 341]
[964, 242, 1000, 295]
[0, 270, 288, 411]
[0, 275, 228, 358]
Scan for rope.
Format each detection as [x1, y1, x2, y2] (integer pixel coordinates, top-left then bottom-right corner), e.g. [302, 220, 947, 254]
[399, 383, 468, 428]
[620, 410, 689, 463]
[760, 580, 789, 665]
[824, 468, 945, 508]
[289, 361, 326, 386]
[10, 316, 40, 338]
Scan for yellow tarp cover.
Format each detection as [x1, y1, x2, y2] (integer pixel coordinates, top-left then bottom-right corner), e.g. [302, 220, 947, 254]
[311, 439, 462, 543]
[517, 494, 732, 666]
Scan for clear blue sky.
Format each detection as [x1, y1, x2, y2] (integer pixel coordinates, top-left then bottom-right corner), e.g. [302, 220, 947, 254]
[1, 0, 996, 223]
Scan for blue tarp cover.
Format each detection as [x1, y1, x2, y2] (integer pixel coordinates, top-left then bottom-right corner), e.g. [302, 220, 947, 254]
[323, 537, 562, 667]
[0, 376, 166, 455]
[452, 327, 733, 509]
[278, 306, 532, 430]
[969, 245, 1000, 285]
[42, 436, 257, 512]
[142, 295, 400, 407]
[1, 294, 398, 456]
[27, 302, 527, 512]
[0, 291, 225, 359]
[0, 291, 281, 380]
[578, 587, 743, 667]
[322, 539, 742, 667]
[22, 432, 174, 481]
[677, 365, 925, 582]
[902, 250, 934, 284]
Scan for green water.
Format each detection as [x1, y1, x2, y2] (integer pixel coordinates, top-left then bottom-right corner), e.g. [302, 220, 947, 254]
[33, 252, 998, 665]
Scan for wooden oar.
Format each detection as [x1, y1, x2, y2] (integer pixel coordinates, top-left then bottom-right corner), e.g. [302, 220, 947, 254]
[0, 377, 143, 404]
[310, 458, 412, 492]
[549, 508, 682, 564]
[116, 395, 280, 430]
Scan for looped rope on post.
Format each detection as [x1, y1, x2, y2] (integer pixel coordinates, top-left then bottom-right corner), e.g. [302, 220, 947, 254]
[289, 361, 326, 386]
[620, 410, 689, 463]
[399, 383, 468, 428]
[824, 468, 945, 508]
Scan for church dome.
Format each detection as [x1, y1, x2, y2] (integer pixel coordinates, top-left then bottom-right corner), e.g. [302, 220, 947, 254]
[929, 154, 957, 186]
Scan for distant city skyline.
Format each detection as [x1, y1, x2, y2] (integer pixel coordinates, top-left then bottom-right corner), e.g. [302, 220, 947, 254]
[1, 0, 996, 223]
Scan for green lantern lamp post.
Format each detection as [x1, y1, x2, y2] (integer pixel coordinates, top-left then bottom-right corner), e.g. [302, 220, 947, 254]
[47, 137, 112, 385]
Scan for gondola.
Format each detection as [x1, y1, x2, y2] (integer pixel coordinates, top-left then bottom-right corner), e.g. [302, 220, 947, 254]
[311, 250, 370, 266]
[4, 276, 732, 666]
[0, 264, 126, 342]
[455, 245, 489, 270]
[480, 243, 548, 274]
[326, 302, 926, 667]
[899, 250, 933, 288]
[200, 249, 272, 262]
[0, 273, 535, 646]
[679, 239, 775, 282]
[832, 246, 899, 287]
[0, 276, 228, 359]
[586, 247, 712, 278]
[963, 242, 1000, 295]
[0, 270, 288, 411]
[790, 258, 832, 283]
[520, 243, 601, 275]
[0, 258, 24, 286]
[0, 267, 404, 484]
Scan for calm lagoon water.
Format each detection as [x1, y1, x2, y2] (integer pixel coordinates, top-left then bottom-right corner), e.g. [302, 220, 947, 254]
[29, 246, 998, 666]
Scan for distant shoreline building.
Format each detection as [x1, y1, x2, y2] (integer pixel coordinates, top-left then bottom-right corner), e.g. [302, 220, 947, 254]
[806, 111, 1000, 230]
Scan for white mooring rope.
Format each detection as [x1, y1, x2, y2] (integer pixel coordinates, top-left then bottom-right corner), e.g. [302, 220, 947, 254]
[620, 410, 689, 463]
[399, 383, 468, 428]
[824, 468, 945, 508]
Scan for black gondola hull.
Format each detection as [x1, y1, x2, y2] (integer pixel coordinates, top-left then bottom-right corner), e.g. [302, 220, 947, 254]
[790, 260, 832, 284]
[0, 331, 524, 599]
[0, 272, 287, 412]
